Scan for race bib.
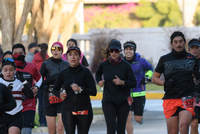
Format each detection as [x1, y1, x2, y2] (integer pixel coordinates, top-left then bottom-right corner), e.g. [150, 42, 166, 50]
[72, 110, 88, 115]
[127, 96, 133, 106]
[181, 96, 194, 109]
[49, 93, 63, 104]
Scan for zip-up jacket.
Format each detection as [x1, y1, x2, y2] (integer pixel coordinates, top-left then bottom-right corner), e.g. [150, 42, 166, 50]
[126, 53, 153, 97]
[96, 59, 137, 105]
[53, 64, 97, 112]
[40, 57, 69, 86]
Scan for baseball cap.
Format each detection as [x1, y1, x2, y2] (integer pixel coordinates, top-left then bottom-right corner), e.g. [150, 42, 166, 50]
[188, 38, 200, 48]
[28, 42, 38, 50]
[67, 46, 81, 56]
[109, 39, 121, 50]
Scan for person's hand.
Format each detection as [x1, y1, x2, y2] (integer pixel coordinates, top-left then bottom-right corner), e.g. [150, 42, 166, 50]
[60, 92, 67, 100]
[71, 83, 81, 92]
[16, 71, 25, 82]
[164, 79, 175, 87]
[140, 76, 150, 84]
[98, 80, 105, 87]
[31, 86, 38, 96]
[112, 75, 124, 85]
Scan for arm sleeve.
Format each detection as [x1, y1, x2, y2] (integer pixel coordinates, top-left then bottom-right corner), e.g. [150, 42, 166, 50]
[194, 58, 200, 80]
[143, 59, 154, 78]
[123, 64, 137, 88]
[81, 55, 89, 67]
[33, 65, 42, 83]
[22, 84, 34, 99]
[40, 62, 52, 86]
[53, 71, 64, 98]
[2, 85, 16, 111]
[95, 63, 103, 83]
[81, 69, 97, 96]
[154, 57, 164, 74]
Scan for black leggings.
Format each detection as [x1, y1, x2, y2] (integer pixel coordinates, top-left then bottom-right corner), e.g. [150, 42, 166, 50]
[62, 108, 93, 134]
[102, 102, 130, 134]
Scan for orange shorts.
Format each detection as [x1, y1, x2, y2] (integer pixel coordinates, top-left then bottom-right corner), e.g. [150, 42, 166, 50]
[163, 98, 195, 119]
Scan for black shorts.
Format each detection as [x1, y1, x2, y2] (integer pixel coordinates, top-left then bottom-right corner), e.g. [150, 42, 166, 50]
[192, 106, 200, 122]
[5, 111, 23, 130]
[130, 96, 146, 116]
[22, 110, 35, 128]
[43, 93, 62, 116]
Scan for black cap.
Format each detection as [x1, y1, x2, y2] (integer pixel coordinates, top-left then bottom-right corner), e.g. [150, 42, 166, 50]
[67, 46, 81, 56]
[109, 39, 121, 50]
[188, 38, 200, 48]
[28, 42, 38, 50]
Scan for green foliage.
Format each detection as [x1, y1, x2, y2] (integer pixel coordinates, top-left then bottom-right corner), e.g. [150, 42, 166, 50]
[135, 0, 182, 27]
[193, 1, 200, 26]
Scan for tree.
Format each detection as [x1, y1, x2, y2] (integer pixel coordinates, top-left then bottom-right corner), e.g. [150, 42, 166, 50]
[90, 29, 122, 73]
[0, 0, 34, 51]
[0, 0, 83, 52]
[193, 1, 200, 26]
[135, 0, 182, 27]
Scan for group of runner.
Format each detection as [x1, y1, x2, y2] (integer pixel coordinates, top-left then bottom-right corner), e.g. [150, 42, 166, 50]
[1, 31, 200, 134]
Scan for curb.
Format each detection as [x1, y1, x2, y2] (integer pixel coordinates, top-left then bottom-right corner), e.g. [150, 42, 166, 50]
[90, 92, 164, 100]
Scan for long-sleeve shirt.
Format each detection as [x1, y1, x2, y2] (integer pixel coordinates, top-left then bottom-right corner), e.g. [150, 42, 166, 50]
[96, 59, 137, 105]
[53, 64, 96, 112]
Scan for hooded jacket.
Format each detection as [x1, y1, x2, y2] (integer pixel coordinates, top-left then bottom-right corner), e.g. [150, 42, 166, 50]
[128, 53, 153, 97]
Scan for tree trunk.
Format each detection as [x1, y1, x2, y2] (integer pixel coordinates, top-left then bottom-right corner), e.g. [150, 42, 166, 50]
[28, 0, 40, 45]
[59, 0, 83, 52]
[14, 0, 34, 44]
[0, 0, 16, 51]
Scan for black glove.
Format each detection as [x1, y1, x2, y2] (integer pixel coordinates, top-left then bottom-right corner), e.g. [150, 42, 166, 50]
[164, 79, 175, 87]
[194, 92, 200, 103]
[140, 76, 151, 84]
[16, 71, 25, 82]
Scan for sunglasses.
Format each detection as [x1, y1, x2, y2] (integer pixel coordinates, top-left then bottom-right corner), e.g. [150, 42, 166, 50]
[109, 49, 121, 53]
[51, 47, 62, 51]
[2, 58, 15, 63]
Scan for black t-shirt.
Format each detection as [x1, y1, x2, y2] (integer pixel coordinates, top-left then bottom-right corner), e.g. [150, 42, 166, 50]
[155, 49, 199, 99]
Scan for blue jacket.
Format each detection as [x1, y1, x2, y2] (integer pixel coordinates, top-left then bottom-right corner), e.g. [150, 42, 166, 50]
[129, 53, 153, 97]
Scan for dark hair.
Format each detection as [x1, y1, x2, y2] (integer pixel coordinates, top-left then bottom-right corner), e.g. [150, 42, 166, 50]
[0, 48, 3, 56]
[12, 43, 26, 53]
[67, 38, 78, 47]
[102, 39, 115, 59]
[2, 51, 13, 60]
[39, 43, 48, 61]
[1, 59, 16, 70]
[170, 31, 186, 43]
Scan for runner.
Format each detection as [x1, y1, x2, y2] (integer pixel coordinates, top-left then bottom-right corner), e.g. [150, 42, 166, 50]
[53, 46, 97, 134]
[0, 82, 16, 134]
[0, 58, 34, 134]
[188, 38, 200, 134]
[40, 42, 69, 134]
[32, 43, 49, 126]
[95, 39, 137, 134]
[152, 31, 199, 134]
[123, 41, 153, 134]
[12, 43, 42, 134]
[62, 38, 89, 67]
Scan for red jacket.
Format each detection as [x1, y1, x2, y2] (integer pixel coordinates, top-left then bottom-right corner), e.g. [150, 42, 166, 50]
[32, 52, 49, 71]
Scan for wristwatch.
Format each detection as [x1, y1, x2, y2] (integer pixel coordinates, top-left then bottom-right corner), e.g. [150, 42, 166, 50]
[79, 87, 83, 93]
